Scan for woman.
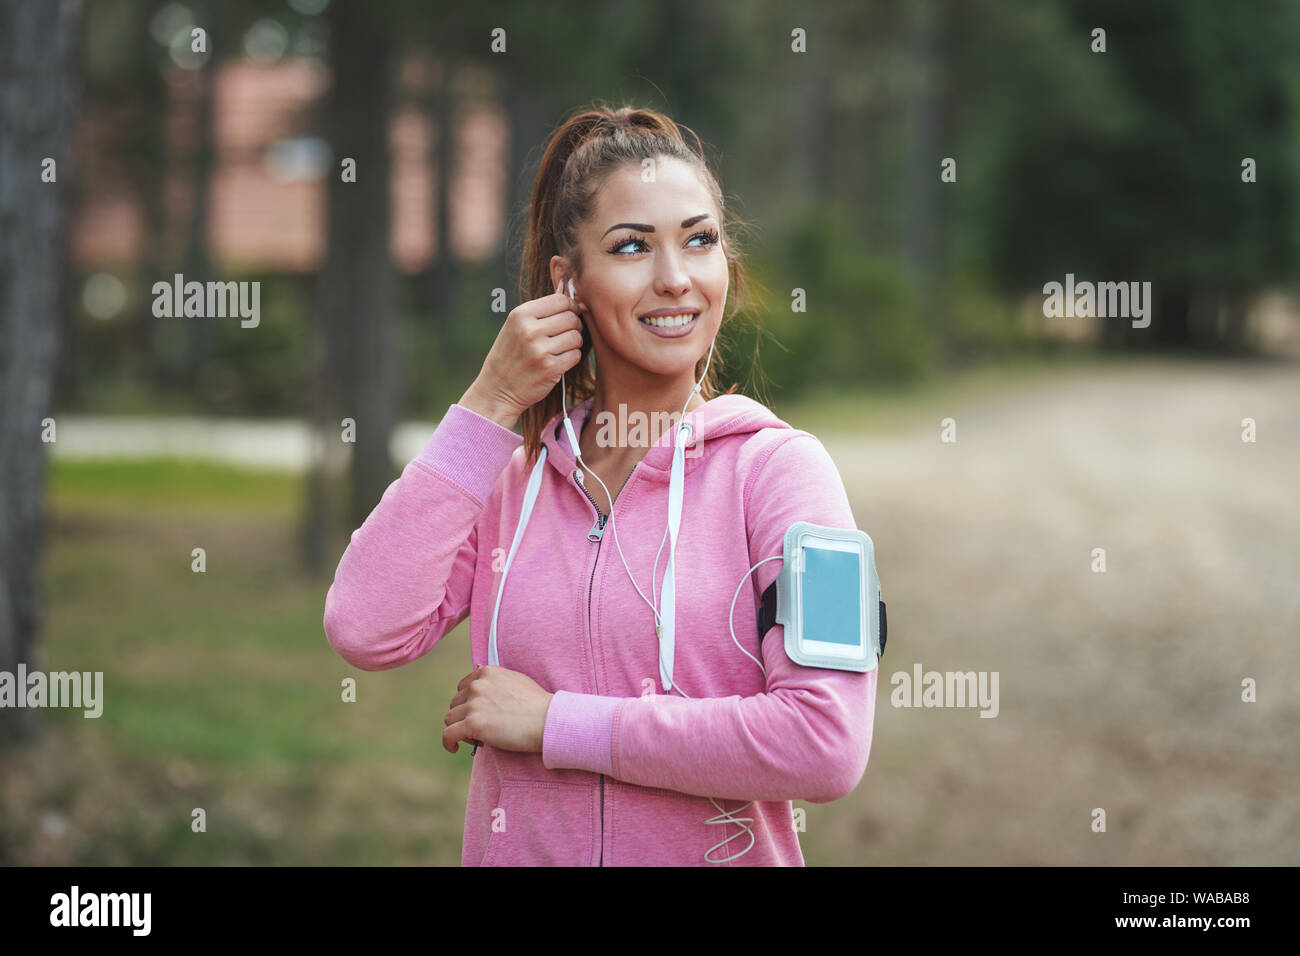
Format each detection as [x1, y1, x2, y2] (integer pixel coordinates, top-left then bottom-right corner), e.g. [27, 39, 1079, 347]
[323, 104, 878, 866]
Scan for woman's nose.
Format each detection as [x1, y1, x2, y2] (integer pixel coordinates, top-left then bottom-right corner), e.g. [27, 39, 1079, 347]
[654, 255, 691, 296]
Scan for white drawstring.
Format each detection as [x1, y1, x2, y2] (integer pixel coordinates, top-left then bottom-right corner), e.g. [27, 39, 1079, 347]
[563, 331, 717, 693]
[488, 443, 547, 668]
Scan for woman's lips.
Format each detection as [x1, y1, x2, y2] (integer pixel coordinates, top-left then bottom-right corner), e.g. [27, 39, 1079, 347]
[638, 312, 699, 338]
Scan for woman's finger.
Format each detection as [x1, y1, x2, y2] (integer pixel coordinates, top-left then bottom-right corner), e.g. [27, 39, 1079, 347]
[444, 701, 470, 726]
[545, 327, 585, 356]
[526, 290, 578, 322]
[532, 308, 584, 338]
[456, 666, 484, 693]
[443, 719, 473, 754]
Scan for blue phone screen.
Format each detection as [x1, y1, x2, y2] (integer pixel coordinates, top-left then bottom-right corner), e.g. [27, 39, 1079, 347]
[801, 546, 861, 645]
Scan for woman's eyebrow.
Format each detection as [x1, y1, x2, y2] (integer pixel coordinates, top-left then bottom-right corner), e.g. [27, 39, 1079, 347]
[601, 213, 713, 238]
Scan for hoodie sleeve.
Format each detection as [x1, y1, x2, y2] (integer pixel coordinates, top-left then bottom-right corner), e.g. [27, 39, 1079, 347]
[541, 432, 878, 804]
[323, 403, 523, 671]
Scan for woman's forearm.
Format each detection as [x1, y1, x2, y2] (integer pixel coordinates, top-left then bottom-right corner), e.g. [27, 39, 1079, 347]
[323, 404, 523, 670]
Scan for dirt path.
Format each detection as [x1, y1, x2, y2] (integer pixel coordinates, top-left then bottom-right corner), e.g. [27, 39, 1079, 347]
[806, 356, 1300, 864]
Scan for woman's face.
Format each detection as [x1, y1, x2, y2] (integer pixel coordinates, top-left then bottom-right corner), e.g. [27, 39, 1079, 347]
[555, 156, 728, 386]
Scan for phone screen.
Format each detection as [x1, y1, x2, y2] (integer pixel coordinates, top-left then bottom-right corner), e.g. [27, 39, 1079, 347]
[801, 546, 861, 645]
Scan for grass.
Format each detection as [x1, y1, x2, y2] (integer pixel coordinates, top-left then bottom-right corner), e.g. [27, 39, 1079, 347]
[4, 452, 479, 864]
[47, 457, 302, 513]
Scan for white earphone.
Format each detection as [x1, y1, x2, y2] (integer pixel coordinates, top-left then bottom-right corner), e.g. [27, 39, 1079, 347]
[489, 275, 768, 862]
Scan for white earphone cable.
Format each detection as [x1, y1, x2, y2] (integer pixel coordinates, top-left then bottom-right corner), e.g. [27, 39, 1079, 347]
[559, 279, 785, 863]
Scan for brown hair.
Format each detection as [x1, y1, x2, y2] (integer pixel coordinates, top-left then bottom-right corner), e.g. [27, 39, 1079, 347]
[514, 101, 762, 470]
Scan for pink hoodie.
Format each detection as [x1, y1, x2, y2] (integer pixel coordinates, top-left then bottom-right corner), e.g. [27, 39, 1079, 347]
[323, 393, 878, 866]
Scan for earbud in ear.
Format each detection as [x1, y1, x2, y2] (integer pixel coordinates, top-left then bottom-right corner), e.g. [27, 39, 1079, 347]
[567, 278, 576, 300]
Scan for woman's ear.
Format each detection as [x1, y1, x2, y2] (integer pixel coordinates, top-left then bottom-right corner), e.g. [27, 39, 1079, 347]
[549, 254, 569, 296]
[567, 279, 587, 323]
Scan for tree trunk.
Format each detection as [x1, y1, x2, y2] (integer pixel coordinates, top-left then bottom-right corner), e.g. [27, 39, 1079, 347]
[795, 45, 832, 204]
[130, 0, 169, 389]
[502, 75, 548, 299]
[428, 57, 459, 333]
[308, 0, 398, 553]
[1147, 285, 1191, 351]
[900, 0, 944, 288]
[0, 0, 81, 745]
[182, 0, 218, 385]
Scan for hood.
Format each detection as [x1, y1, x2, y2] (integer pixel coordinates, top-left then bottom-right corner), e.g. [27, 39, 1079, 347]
[539, 392, 790, 484]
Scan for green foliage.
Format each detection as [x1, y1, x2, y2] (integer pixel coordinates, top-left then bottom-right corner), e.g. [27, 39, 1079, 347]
[940, 271, 1035, 365]
[66, 274, 312, 416]
[754, 204, 939, 391]
[199, 276, 312, 416]
[399, 263, 509, 418]
[980, 0, 1300, 291]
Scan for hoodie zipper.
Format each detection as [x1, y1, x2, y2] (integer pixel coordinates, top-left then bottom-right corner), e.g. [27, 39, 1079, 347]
[573, 465, 633, 867]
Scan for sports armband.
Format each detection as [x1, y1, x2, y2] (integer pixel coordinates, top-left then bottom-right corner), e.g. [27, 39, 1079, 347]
[756, 522, 886, 671]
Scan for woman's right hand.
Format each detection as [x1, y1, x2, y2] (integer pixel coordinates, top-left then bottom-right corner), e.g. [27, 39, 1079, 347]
[459, 278, 585, 429]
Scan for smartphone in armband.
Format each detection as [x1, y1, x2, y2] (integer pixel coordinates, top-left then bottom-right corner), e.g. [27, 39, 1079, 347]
[757, 522, 884, 673]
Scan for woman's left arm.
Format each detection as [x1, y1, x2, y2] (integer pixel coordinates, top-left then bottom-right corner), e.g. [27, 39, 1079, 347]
[541, 433, 879, 804]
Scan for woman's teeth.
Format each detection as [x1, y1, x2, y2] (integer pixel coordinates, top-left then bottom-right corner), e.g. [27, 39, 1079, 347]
[639, 313, 698, 328]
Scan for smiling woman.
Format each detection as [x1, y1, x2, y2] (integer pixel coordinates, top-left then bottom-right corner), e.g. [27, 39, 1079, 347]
[517, 106, 754, 468]
[323, 102, 880, 867]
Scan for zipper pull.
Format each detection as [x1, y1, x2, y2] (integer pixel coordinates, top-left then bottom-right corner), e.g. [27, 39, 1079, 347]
[574, 469, 605, 541]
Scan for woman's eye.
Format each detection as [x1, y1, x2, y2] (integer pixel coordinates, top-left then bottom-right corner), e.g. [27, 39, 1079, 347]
[609, 236, 647, 255]
[688, 228, 720, 249]
[609, 230, 719, 255]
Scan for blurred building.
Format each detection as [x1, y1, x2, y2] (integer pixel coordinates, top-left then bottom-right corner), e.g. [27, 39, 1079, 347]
[70, 54, 507, 273]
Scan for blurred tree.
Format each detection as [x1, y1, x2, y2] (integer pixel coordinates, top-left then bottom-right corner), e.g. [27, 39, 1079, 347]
[899, 0, 947, 292]
[128, 0, 170, 389]
[0, 0, 82, 745]
[181, 0, 220, 383]
[303, 0, 401, 569]
[428, 57, 460, 330]
[978, 0, 1300, 352]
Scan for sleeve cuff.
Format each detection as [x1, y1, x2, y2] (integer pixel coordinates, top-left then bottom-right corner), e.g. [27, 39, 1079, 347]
[413, 403, 523, 503]
[541, 690, 620, 776]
